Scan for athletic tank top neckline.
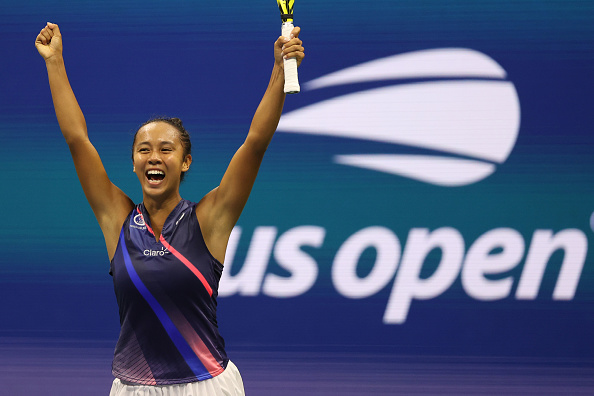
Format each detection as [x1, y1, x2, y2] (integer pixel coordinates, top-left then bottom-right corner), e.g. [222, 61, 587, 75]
[137, 199, 192, 241]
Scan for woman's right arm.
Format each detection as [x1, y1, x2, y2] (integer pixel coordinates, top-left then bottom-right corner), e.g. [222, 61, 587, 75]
[36, 23, 134, 259]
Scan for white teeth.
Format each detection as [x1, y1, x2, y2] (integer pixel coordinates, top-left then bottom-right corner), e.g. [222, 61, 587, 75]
[147, 170, 165, 175]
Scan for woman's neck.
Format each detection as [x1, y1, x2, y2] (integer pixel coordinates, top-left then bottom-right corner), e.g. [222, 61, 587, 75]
[142, 193, 183, 240]
[143, 193, 182, 213]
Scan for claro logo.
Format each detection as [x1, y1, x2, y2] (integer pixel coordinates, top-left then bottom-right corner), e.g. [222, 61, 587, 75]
[276, 48, 521, 187]
[144, 247, 170, 257]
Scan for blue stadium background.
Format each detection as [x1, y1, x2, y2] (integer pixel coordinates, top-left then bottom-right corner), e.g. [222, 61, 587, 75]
[1, 1, 593, 394]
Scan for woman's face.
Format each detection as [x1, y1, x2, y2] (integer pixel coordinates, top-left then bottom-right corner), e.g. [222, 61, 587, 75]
[132, 121, 191, 199]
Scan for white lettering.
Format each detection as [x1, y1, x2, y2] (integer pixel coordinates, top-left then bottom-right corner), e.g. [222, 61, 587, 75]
[143, 248, 168, 256]
[384, 228, 464, 324]
[218, 224, 588, 325]
[219, 226, 277, 297]
[263, 226, 326, 298]
[516, 229, 587, 300]
[462, 228, 524, 300]
[332, 227, 400, 298]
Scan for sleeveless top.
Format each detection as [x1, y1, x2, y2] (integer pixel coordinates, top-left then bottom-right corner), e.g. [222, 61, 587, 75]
[109, 199, 228, 385]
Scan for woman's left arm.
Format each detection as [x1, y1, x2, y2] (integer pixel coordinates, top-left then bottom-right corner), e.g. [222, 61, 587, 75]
[198, 27, 304, 261]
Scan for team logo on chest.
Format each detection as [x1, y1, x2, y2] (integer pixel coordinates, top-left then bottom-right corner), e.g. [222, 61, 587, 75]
[131, 213, 147, 230]
[143, 246, 170, 257]
[134, 214, 145, 226]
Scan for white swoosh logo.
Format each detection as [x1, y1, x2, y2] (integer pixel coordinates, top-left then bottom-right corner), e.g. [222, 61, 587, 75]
[277, 48, 521, 187]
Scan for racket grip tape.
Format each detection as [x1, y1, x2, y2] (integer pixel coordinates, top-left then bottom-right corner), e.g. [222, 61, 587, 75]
[281, 22, 300, 94]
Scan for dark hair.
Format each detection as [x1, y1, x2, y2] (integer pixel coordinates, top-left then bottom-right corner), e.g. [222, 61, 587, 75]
[132, 116, 192, 182]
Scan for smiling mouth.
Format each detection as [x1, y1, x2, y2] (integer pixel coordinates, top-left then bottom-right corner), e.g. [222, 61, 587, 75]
[146, 169, 165, 184]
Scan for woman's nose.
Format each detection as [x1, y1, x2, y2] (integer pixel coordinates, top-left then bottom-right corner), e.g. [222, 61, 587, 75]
[148, 153, 162, 164]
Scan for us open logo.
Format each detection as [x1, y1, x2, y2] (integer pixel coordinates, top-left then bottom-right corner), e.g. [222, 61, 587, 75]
[277, 48, 521, 187]
[221, 57, 587, 324]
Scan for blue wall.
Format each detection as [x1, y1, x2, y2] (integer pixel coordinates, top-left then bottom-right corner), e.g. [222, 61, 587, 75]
[1, 0, 593, 393]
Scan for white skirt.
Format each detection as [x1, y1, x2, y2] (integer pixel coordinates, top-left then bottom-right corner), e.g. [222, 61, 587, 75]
[109, 361, 244, 396]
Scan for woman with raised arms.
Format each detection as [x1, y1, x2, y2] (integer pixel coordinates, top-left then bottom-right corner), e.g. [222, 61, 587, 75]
[35, 22, 304, 396]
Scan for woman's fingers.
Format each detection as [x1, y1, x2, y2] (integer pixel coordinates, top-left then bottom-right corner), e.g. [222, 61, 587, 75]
[36, 29, 47, 45]
[38, 23, 60, 45]
[47, 23, 61, 38]
[282, 42, 304, 59]
[280, 28, 304, 66]
[274, 26, 304, 66]
[290, 26, 301, 39]
[39, 27, 53, 45]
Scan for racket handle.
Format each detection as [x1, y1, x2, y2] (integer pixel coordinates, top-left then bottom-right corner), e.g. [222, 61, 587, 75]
[281, 22, 300, 94]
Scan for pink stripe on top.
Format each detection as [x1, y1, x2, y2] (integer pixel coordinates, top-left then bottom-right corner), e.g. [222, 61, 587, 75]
[138, 208, 213, 297]
[167, 309, 224, 376]
[159, 235, 214, 297]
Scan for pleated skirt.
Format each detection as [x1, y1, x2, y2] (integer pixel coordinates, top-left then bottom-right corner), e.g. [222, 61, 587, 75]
[109, 361, 244, 396]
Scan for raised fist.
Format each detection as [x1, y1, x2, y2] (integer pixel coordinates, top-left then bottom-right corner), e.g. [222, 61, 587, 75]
[35, 22, 62, 60]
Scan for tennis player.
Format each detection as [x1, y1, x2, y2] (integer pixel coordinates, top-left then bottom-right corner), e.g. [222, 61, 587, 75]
[35, 22, 304, 396]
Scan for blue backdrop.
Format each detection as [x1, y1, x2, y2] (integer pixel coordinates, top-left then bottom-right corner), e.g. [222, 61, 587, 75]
[1, 1, 593, 394]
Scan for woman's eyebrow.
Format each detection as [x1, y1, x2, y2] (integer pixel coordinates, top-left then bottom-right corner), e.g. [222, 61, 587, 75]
[136, 140, 175, 146]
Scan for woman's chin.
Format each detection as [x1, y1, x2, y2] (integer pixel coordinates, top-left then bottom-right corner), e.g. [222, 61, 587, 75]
[141, 182, 180, 201]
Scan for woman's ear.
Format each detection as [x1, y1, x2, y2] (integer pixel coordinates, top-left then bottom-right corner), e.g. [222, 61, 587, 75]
[182, 154, 192, 171]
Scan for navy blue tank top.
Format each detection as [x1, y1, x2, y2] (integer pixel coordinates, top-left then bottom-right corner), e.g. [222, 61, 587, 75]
[110, 199, 228, 385]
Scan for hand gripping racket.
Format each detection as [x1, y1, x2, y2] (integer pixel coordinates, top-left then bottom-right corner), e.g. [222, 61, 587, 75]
[277, 0, 300, 94]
